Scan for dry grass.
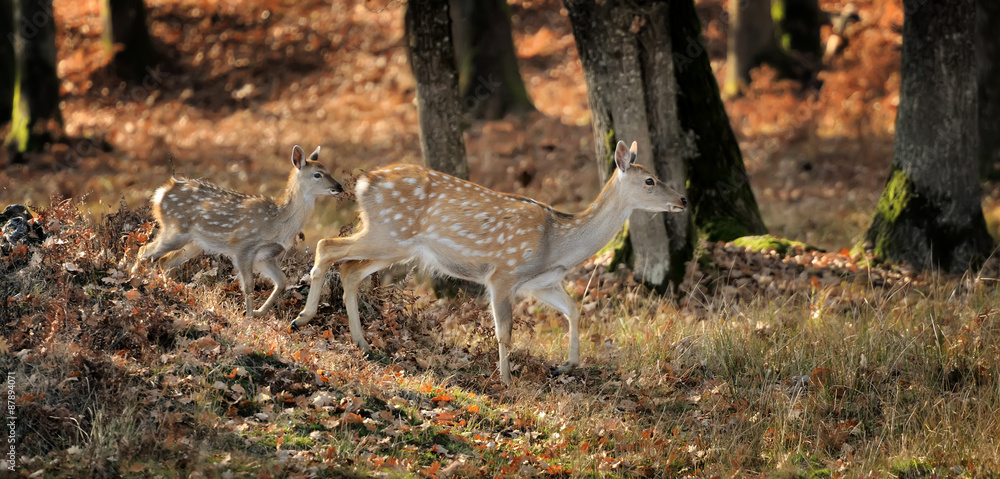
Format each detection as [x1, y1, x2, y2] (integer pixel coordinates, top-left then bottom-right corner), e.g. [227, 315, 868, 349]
[3, 0, 1000, 476]
[3, 202, 999, 477]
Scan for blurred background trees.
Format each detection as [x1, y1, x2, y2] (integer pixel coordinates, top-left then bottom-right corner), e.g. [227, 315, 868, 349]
[3, 0, 159, 156]
[450, 0, 534, 119]
[3, 0, 61, 155]
[723, 0, 825, 96]
[100, 0, 159, 80]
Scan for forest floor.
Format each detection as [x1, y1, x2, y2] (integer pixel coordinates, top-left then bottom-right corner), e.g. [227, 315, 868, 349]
[2, 0, 1000, 477]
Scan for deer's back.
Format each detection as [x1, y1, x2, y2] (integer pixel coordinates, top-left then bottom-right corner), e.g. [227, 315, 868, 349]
[153, 178, 288, 256]
[354, 164, 560, 284]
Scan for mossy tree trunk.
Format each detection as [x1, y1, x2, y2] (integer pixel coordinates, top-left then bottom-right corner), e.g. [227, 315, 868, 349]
[860, 0, 994, 273]
[773, 0, 822, 59]
[723, 0, 822, 97]
[566, 0, 690, 293]
[4, 0, 61, 155]
[977, 0, 1000, 180]
[0, 0, 14, 127]
[449, 0, 534, 120]
[670, 0, 768, 242]
[100, 0, 160, 81]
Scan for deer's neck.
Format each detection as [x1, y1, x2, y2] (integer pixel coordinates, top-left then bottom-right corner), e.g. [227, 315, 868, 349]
[549, 175, 630, 267]
[274, 173, 313, 233]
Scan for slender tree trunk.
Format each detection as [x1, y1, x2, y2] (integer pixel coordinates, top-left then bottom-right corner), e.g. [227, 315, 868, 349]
[773, 0, 822, 59]
[407, 0, 479, 296]
[0, 0, 14, 127]
[450, 0, 534, 120]
[4, 0, 61, 154]
[101, 0, 159, 81]
[977, 0, 1000, 180]
[723, 0, 821, 96]
[724, 0, 776, 96]
[566, 0, 689, 292]
[406, 0, 469, 180]
[671, 0, 768, 241]
[860, 0, 993, 273]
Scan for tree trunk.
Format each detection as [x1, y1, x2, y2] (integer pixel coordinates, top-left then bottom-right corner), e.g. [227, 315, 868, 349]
[101, 0, 160, 81]
[0, 0, 14, 127]
[724, 0, 776, 96]
[723, 0, 821, 97]
[671, 0, 768, 242]
[860, 0, 993, 273]
[977, 0, 1000, 180]
[773, 0, 822, 59]
[450, 0, 534, 120]
[4, 0, 61, 154]
[406, 0, 469, 180]
[566, 0, 689, 292]
[407, 0, 480, 297]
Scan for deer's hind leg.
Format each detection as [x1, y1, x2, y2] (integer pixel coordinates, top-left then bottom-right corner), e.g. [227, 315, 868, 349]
[232, 252, 258, 317]
[250, 245, 288, 318]
[531, 285, 581, 376]
[131, 231, 191, 275]
[487, 284, 516, 386]
[156, 244, 204, 278]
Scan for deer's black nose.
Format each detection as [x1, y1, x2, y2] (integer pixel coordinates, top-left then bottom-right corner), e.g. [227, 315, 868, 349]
[681, 197, 688, 207]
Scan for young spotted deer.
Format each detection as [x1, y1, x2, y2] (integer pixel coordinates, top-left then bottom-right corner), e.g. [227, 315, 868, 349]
[292, 141, 686, 385]
[134, 145, 344, 317]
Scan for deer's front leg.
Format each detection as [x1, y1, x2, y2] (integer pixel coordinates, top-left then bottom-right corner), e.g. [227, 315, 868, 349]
[292, 237, 343, 328]
[532, 285, 580, 375]
[489, 287, 515, 386]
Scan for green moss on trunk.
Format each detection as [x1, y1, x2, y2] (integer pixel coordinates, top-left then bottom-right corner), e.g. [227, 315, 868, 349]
[859, 164, 994, 273]
[0, 0, 13, 126]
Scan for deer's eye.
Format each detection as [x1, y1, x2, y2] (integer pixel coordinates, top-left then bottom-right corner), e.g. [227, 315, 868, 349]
[313, 173, 322, 179]
[645, 178, 655, 186]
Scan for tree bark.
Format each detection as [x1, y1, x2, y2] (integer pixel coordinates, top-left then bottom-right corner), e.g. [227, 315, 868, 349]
[671, 0, 768, 242]
[406, 0, 469, 180]
[407, 0, 479, 297]
[773, 0, 822, 59]
[724, 0, 776, 96]
[861, 0, 993, 273]
[566, 0, 689, 292]
[101, 0, 160, 81]
[450, 0, 534, 120]
[977, 0, 1000, 180]
[4, 0, 61, 154]
[723, 0, 821, 97]
[0, 0, 14, 127]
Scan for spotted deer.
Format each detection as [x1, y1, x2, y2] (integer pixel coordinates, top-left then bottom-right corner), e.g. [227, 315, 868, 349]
[292, 141, 686, 385]
[134, 145, 344, 317]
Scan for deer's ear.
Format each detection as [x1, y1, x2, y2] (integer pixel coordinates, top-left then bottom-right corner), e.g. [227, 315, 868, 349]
[309, 146, 321, 162]
[614, 141, 631, 172]
[292, 145, 306, 170]
[629, 141, 638, 164]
